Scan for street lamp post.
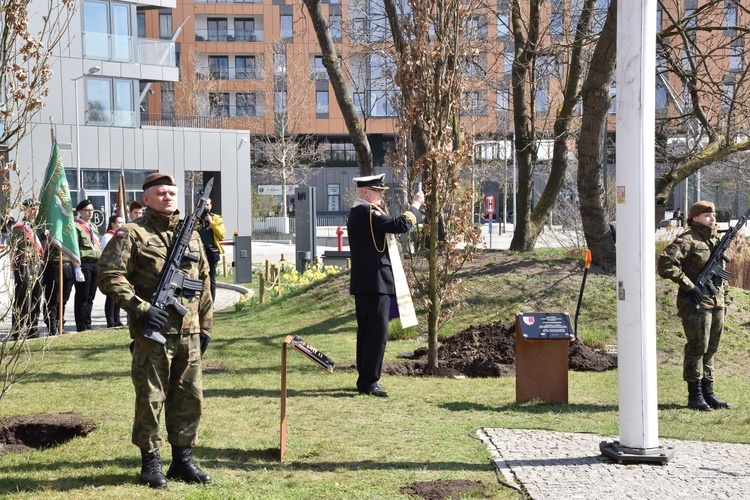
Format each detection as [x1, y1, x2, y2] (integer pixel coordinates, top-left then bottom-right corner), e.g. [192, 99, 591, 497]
[73, 66, 101, 202]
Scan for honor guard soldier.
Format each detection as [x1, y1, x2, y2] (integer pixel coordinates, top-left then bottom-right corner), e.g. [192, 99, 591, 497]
[98, 173, 213, 489]
[658, 200, 731, 411]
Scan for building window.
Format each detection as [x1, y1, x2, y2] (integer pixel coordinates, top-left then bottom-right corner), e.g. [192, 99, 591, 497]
[274, 90, 287, 113]
[535, 80, 549, 115]
[730, 44, 743, 73]
[159, 12, 172, 38]
[209, 56, 229, 80]
[496, 86, 509, 113]
[82, 0, 132, 62]
[316, 90, 329, 115]
[497, 0, 509, 39]
[281, 14, 293, 41]
[466, 53, 487, 80]
[349, 17, 367, 42]
[461, 90, 487, 116]
[209, 93, 230, 117]
[85, 77, 135, 127]
[161, 82, 174, 115]
[274, 52, 287, 76]
[312, 56, 328, 80]
[236, 93, 257, 117]
[137, 12, 146, 38]
[551, 0, 564, 39]
[725, 0, 738, 29]
[329, 14, 342, 41]
[326, 142, 356, 161]
[236, 56, 257, 79]
[504, 51, 514, 75]
[655, 83, 668, 115]
[593, 0, 608, 31]
[234, 18, 255, 41]
[207, 18, 228, 42]
[465, 15, 487, 40]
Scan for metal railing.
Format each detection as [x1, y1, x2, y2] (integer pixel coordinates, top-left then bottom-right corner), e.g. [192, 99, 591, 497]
[194, 28, 265, 43]
[140, 113, 228, 129]
[196, 66, 264, 80]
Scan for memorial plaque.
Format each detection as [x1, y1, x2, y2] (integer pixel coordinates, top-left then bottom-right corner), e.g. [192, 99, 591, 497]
[288, 336, 335, 372]
[516, 312, 574, 340]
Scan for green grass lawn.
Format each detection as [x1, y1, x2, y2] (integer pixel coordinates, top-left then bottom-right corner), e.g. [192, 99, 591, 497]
[2, 249, 749, 498]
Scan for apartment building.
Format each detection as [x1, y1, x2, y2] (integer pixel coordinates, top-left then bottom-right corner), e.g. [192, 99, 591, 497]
[10, 0, 251, 236]
[138, 0, 748, 221]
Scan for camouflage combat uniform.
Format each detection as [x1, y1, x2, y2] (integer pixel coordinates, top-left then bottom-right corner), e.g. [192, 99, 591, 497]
[98, 208, 213, 453]
[657, 222, 728, 382]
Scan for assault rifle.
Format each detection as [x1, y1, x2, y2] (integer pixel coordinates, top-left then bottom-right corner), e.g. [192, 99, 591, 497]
[688, 216, 747, 309]
[143, 178, 214, 344]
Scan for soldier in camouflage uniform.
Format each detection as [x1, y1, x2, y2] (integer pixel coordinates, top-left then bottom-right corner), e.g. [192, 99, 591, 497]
[658, 200, 731, 412]
[98, 173, 213, 489]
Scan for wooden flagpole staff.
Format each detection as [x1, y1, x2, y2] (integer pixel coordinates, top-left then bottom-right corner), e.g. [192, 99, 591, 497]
[280, 335, 334, 460]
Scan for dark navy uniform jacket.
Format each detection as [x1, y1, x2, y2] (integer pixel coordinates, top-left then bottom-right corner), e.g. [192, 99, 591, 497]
[347, 200, 421, 295]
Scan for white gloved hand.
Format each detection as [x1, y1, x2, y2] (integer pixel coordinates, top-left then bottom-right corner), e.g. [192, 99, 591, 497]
[74, 266, 85, 282]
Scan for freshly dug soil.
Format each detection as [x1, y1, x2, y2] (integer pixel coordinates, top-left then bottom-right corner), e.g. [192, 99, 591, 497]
[400, 479, 494, 499]
[383, 321, 616, 378]
[0, 412, 96, 455]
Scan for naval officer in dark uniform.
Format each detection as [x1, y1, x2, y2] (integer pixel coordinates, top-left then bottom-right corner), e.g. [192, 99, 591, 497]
[347, 174, 424, 397]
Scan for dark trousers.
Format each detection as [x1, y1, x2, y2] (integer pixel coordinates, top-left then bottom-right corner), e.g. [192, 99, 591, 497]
[205, 245, 219, 302]
[74, 262, 99, 331]
[43, 262, 74, 335]
[104, 297, 121, 327]
[354, 293, 391, 391]
[13, 267, 42, 335]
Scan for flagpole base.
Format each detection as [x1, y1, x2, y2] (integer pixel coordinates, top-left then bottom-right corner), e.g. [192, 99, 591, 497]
[600, 440, 674, 464]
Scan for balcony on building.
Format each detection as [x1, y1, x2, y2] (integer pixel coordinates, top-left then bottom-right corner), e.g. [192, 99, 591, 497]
[82, 29, 178, 80]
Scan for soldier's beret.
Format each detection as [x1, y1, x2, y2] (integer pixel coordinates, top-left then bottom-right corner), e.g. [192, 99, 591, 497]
[22, 198, 39, 208]
[76, 199, 93, 211]
[353, 174, 388, 190]
[687, 200, 715, 222]
[142, 173, 177, 191]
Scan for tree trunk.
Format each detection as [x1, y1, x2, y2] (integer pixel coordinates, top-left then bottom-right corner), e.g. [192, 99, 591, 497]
[578, 0, 617, 270]
[301, 0, 373, 175]
[508, 0, 539, 251]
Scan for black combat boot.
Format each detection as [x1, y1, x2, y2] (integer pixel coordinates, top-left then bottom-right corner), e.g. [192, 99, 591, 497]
[166, 446, 212, 484]
[687, 380, 711, 411]
[701, 378, 730, 409]
[140, 449, 168, 489]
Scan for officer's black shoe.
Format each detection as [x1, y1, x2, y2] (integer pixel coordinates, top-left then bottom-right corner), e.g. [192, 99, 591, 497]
[140, 449, 168, 489]
[701, 379, 730, 409]
[358, 386, 389, 397]
[687, 380, 712, 411]
[166, 446, 212, 484]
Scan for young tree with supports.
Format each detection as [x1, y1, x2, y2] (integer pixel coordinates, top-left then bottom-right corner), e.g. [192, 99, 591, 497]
[1, 0, 76, 402]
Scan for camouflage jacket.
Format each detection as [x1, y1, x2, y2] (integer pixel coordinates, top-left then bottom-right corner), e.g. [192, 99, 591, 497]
[97, 208, 213, 339]
[657, 221, 729, 310]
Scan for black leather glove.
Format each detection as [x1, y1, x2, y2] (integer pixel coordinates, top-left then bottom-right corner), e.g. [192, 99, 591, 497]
[686, 286, 704, 306]
[139, 305, 169, 330]
[199, 333, 211, 356]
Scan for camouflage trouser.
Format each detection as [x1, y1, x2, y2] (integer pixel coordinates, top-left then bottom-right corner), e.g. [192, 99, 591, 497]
[678, 307, 724, 382]
[131, 334, 203, 452]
